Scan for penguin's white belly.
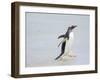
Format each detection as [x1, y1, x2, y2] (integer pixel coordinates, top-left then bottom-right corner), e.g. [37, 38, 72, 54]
[64, 32, 74, 55]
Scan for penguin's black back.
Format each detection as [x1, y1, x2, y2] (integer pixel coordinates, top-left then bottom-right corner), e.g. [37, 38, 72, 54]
[61, 41, 66, 53]
[55, 41, 66, 60]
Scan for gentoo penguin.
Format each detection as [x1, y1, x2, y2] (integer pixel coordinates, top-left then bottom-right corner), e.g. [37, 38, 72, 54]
[55, 25, 77, 60]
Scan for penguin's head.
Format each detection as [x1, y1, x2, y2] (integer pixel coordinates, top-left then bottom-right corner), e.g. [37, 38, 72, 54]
[68, 25, 77, 32]
[66, 25, 77, 33]
[70, 25, 77, 30]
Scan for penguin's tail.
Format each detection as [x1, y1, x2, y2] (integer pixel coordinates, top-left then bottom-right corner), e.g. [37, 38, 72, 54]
[55, 53, 63, 60]
[55, 56, 60, 60]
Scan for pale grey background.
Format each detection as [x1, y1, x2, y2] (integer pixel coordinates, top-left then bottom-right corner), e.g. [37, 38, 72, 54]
[25, 12, 90, 67]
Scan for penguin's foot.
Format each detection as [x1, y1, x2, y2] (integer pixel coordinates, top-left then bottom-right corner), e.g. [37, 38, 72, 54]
[55, 54, 76, 62]
[61, 55, 74, 60]
[68, 54, 76, 57]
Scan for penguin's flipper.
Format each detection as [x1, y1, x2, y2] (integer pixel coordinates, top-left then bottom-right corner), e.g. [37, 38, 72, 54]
[58, 38, 66, 47]
[58, 34, 65, 39]
[55, 42, 66, 60]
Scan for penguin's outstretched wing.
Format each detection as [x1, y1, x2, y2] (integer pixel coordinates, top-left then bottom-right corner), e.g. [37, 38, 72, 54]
[58, 34, 65, 39]
[55, 42, 66, 60]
